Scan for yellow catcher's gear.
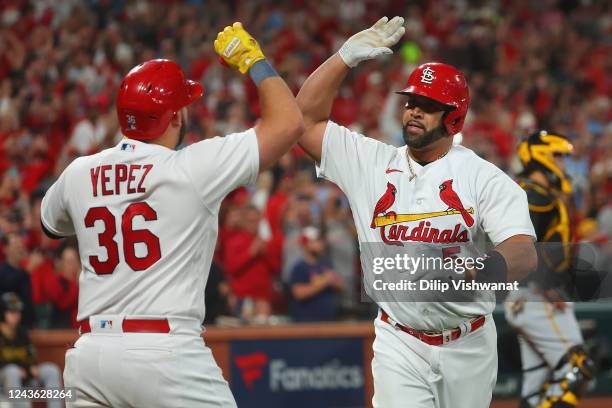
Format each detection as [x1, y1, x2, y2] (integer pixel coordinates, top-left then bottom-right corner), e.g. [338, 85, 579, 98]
[518, 130, 574, 194]
[214, 22, 265, 74]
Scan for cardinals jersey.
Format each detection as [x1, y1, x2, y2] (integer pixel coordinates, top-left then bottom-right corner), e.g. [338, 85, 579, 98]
[317, 121, 535, 330]
[41, 131, 259, 323]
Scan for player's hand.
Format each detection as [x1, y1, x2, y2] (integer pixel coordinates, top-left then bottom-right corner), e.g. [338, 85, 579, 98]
[464, 266, 476, 282]
[29, 366, 39, 379]
[311, 272, 330, 290]
[325, 269, 345, 290]
[338, 16, 405, 68]
[214, 22, 266, 74]
[549, 301, 567, 312]
[542, 288, 568, 312]
[249, 237, 266, 256]
[25, 251, 44, 273]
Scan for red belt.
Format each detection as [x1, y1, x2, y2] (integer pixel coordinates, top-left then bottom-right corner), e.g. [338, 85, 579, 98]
[80, 318, 170, 334]
[380, 310, 485, 346]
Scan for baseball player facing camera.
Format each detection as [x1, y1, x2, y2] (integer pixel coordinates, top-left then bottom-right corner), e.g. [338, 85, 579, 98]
[40, 23, 303, 407]
[505, 130, 595, 408]
[296, 17, 537, 407]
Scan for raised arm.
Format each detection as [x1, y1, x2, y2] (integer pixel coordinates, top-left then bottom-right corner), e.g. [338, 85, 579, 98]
[296, 55, 348, 163]
[215, 23, 304, 171]
[255, 76, 304, 170]
[296, 17, 405, 163]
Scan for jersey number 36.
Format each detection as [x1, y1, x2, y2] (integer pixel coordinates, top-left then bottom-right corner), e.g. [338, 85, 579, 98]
[84, 202, 161, 275]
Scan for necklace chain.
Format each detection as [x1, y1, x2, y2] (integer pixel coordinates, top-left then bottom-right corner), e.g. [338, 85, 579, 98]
[406, 149, 449, 181]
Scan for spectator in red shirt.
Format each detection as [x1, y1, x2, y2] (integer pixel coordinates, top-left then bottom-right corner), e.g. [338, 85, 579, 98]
[223, 205, 276, 322]
[24, 247, 55, 326]
[48, 246, 79, 328]
[26, 245, 79, 328]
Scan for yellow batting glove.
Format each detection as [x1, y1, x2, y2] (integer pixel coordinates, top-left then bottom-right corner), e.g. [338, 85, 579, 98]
[214, 22, 266, 74]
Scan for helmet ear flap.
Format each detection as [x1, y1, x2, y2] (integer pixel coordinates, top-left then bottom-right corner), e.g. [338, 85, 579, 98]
[443, 109, 463, 135]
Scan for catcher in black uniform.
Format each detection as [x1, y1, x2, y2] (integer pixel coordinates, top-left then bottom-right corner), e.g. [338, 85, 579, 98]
[505, 130, 594, 408]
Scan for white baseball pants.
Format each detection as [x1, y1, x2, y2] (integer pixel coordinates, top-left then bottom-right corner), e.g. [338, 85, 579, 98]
[63, 317, 236, 408]
[372, 312, 497, 408]
[505, 288, 583, 405]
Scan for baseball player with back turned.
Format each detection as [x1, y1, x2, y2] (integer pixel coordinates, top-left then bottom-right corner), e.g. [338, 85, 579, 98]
[40, 23, 303, 407]
[296, 17, 538, 407]
[505, 130, 594, 408]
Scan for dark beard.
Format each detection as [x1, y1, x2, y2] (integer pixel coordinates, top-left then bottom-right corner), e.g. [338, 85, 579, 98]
[402, 123, 448, 149]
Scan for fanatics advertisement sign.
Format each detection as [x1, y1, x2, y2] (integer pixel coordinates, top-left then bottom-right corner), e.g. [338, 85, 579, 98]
[230, 338, 365, 407]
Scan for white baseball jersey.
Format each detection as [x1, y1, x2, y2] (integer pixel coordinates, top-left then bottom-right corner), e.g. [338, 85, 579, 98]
[41, 130, 259, 323]
[317, 120, 535, 330]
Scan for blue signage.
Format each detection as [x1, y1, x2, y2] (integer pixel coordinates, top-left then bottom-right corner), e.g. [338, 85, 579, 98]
[230, 337, 365, 408]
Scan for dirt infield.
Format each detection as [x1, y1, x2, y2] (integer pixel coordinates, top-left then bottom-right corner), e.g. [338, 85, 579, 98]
[492, 398, 612, 408]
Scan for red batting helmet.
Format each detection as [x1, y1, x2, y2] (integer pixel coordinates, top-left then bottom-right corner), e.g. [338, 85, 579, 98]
[116, 59, 204, 140]
[397, 62, 469, 136]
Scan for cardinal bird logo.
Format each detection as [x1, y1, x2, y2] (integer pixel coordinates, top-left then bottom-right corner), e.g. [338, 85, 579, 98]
[371, 182, 397, 228]
[439, 180, 474, 227]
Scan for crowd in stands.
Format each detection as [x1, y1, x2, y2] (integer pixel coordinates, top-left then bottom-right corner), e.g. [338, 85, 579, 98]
[0, 0, 609, 328]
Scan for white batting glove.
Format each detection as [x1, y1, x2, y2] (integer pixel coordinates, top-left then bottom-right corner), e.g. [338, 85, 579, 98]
[338, 16, 405, 68]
